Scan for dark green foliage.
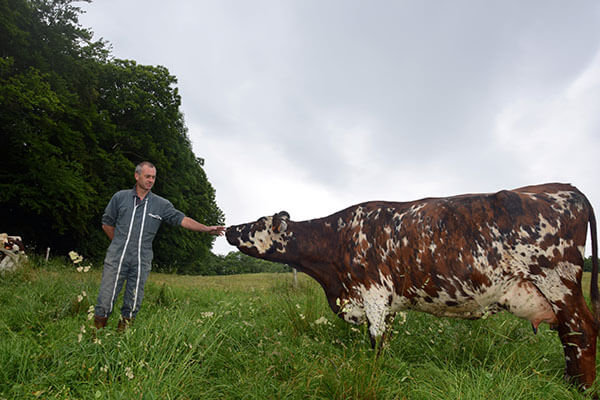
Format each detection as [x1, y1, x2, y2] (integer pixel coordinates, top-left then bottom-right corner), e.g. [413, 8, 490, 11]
[0, 0, 224, 271]
[584, 257, 598, 273]
[154, 251, 291, 275]
[201, 251, 292, 275]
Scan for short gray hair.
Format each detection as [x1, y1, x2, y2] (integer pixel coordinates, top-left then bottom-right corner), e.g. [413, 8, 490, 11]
[135, 161, 156, 174]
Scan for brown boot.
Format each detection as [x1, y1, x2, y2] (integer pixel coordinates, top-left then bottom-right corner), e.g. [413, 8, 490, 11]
[94, 315, 108, 330]
[117, 317, 133, 332]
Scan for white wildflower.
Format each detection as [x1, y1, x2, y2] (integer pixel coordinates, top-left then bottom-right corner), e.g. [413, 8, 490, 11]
[77, 333, 83, 343]
[100, 365, 108, 373]
[299, 313, 305, 320]
[69, 251, 84, 264]
[77, 295, 84, 303]
[314, 316, 330, 326]
[397, 312, 407, 325]
[200, 311, 214, 318]
[125, 366, 134, 380]
[76, 266, 83, 272]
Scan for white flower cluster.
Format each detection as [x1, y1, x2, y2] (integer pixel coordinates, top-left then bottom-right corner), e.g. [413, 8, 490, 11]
[76, 290, 87, 303]
[77, 324, 86, 343]
[313, 316, 331, 326]
[69, 251, 91, 272]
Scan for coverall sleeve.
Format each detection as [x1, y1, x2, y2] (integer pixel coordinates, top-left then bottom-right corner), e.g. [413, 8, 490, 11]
[102, 193, 120, 226]
[162, 200, 185, 226]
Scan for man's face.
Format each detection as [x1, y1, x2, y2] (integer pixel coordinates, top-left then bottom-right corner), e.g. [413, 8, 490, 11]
[135, 165, 156, 191]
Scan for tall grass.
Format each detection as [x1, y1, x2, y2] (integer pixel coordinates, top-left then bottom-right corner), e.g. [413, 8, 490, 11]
[0, 259, 597, 399]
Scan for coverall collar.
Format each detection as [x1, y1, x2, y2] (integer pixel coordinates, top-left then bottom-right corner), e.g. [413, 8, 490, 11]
[131, 185, 153, 205]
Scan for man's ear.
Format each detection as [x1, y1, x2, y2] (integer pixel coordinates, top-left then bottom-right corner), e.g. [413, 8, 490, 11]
[272, 211, 290, 233]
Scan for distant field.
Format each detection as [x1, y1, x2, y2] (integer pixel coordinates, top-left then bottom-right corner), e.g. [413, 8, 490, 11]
[0, 260, 597, 399]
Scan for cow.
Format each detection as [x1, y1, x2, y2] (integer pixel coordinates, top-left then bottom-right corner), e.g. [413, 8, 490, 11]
[226, 183, 599, 389]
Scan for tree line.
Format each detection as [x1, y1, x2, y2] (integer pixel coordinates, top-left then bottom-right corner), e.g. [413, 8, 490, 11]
[0, 0, 234, 273]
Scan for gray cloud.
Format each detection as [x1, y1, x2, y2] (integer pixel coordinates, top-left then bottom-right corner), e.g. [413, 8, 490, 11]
[80, 0, 600, 254]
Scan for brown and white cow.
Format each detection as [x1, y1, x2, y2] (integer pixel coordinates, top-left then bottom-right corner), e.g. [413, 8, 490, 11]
[226, 183, 599, 388]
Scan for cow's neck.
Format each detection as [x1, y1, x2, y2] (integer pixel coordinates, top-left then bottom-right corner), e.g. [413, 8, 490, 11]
[284, 218, 344, 305]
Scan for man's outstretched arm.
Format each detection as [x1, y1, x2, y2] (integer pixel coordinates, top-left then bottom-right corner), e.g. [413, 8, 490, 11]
[180, 216, 226, 236]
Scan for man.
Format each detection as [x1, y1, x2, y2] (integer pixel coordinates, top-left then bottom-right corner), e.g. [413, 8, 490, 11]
[94, 161, 225, 331]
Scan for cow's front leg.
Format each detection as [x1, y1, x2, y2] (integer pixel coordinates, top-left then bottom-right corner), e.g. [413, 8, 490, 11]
[364, 300, 392, 354]
[554, 295, 598, 390]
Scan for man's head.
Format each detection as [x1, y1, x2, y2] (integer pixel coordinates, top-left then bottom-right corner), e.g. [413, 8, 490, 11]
[134, 161, 156, 192]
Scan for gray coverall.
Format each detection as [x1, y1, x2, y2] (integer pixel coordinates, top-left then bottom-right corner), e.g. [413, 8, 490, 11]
[95, 187, 184, 319]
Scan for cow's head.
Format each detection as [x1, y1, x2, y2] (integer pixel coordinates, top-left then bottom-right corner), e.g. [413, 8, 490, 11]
[226, 211, 292, 258]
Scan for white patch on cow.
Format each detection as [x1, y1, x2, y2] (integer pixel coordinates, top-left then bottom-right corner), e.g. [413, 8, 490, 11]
[429, 243, 437, 254]
[251, 229, 280, 254]
[350, 207, 365, 228]
[504, 237, 576, 304]
[357, 229, 369, 248]
[393, 212, 405, 231]
[236, 217, 293, 255]
[324, 222, 331, 228]
[499, 281, 556, 325]
[367, 208, 382, 220]
[337, 218, 347, 231]
[545, 191, 573, 214]
[518, 226, 530, 239]
[486, 223, 502, 239]
[404, 279, 504, 319]
[402, 237, 408, 247]
[555, 261, 581, 283]
[537, 214, 559, 237]
[408, 203, 426, 216]
[341, 273, 399, 338]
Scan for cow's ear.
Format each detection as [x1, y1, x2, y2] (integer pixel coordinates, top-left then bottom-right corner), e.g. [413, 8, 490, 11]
[273, 211, 290, 233]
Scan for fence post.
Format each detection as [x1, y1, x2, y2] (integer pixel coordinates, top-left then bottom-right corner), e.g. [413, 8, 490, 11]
[293, 268, 298, 288]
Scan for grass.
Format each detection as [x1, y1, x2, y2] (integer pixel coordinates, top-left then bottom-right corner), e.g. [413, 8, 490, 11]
[1, 258, 598, 399]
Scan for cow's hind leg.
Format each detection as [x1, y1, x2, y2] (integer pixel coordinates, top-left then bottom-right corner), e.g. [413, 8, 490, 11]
[554, 293, 598, 390]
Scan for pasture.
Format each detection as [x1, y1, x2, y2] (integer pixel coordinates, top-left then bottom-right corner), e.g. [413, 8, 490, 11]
[0, 258, 597, 399]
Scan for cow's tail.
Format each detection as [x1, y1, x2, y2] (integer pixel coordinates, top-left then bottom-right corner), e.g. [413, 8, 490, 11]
[589, 202, 600, 324]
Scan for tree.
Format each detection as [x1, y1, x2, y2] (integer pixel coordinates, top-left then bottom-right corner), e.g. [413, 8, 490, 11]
[0, 0, 224, 271]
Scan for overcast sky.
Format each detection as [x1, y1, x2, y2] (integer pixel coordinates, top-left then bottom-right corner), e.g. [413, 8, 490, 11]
[79, 1, 600, 255]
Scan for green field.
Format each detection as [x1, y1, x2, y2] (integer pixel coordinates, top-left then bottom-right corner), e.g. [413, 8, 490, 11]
[1, 259, 598, 399]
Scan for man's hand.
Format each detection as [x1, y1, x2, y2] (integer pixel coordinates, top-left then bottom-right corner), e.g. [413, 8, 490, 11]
[205, 226, 227, 236]
[102, 224, 115, 241]
[181, 217, 226, 236]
